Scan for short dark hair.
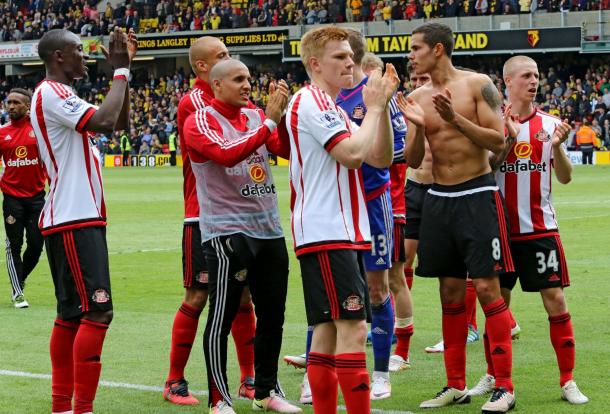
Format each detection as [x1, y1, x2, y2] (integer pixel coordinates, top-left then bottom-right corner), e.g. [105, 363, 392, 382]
[38, 29, 71, 63]
[345, 28, 366, 65]
[412, 22, 454, 57]
[9, 88, 32, 101]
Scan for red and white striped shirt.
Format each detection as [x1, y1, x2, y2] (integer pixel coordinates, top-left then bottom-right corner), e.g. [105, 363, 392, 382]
[495, 109, 564, 240]
[177, 78, 213, 222]
[284, 85, 371, 256]
[30, 80, 104, 235]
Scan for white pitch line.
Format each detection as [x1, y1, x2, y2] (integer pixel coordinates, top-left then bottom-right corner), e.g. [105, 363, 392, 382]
[0, 369, 417, 414]
[0, 369, 207, 396]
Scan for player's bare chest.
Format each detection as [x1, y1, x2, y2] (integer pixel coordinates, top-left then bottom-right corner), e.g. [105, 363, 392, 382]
[420, 90, 476, 135]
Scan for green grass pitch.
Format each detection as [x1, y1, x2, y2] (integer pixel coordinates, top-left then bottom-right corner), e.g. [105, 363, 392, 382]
[0, 165, 608, 414]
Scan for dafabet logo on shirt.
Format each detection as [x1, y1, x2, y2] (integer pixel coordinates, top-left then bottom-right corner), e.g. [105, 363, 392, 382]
[15, 146, 27, 158]
[514, 142, 533, 159]
[7, 146, 39, 168]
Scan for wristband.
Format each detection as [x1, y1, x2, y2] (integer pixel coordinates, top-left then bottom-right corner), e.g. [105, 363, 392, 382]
[113, 68, 130, 81]
[264, 119, 277, 132]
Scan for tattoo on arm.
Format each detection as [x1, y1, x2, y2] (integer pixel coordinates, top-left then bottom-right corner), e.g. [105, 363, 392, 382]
[481, 82, 501, 111]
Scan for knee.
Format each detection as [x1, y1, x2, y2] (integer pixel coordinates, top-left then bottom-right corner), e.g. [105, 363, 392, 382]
[184, 288, 207, 310]
[388, 274, 405, 296]
[474, 281, 500, 305]
[239, 288, 252, 306]
[404, 252, 416, 268]
[345, 320, 368, 346]
[439, 282, 465, 304]
[542, 288, 567, 314]
[85, 310, 113, 325]
[368, 283, 387, 305]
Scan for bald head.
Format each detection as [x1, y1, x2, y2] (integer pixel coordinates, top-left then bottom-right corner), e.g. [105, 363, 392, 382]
[210, 59, 249, 83]
[189, 36, 230, 79]
[503, 55, 537, 80]
[209, 59, 252, 108]
[38, 29, 79, 63]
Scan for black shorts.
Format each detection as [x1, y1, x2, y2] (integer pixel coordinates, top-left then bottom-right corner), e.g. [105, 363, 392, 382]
[299, 249, 371, 326]
[45, 227, 112, 320]
[392, 222, 406, 263]
[404, 180, 432, 240]
[416, 173, 514, 279]
[182, 223, 208, 289]
[500, 234, 570, 292]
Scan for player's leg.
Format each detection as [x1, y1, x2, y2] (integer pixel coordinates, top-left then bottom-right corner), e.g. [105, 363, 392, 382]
[21, 193, 45, 283]
[365, 191, 394, 400]
[165, 223, 208, 405]
[388, 223, 413, 372]
[500, 287, 522, 339]
[335, 319, 370, 414]
[470, 273, 518, 398]
[203, 235, 248, 411]
[333, 250, 370, 414]
[471, 188, 515, 413]
[542, 287, 588, 404]
[45, 233, 76, 414]
[62, 227, 113, 414]
[2, 194, 27, 305]
[232, 285, 256, 398]
[309, 322, 338, 414]
[403, 180, 426, 291]
[403, 239, 416, 290]
[299, 251, 340, 414]
[388, 266, 412, 370]
[465, 279, 480, 343]
[248, 238, 301, 413]
[534, 235, 587, 404]
[417, 187, 471, 408]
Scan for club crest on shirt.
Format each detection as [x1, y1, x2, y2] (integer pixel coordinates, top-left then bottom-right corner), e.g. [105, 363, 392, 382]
[62, 96, 83, 113]
[351, 105, 366, 120]
[92, 289, 110, 303]
[535, 129, 551, 142]
[234, 269, 248, 282]
[343, 294, 364, 311]
[197, 271, 209, 284]
[318, 110, 342, 129]
[29, 130, 35, 138]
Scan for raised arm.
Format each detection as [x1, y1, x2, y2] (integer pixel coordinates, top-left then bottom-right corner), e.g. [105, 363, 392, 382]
[86, 27, 135, 134]
[186, 112, 275, 167]
[186, 81, 288, 167]
[331, 65, 397, 169]
[551, 121, 573, 184]
[433, 75, 505, 154]
[364, 63, 400, 168]
[398, 92, 426, 169]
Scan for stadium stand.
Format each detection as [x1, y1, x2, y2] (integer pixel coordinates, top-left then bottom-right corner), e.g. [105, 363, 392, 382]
[1, 55, 609, 152]
[0, 0, 609, 40]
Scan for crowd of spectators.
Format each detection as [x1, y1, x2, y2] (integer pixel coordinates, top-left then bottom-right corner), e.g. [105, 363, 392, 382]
[1, 0, 610, 41]
[1, 56, 609, 153]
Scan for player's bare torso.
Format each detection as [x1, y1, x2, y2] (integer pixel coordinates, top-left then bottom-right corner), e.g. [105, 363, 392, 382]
[411, 71, 495, 185]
